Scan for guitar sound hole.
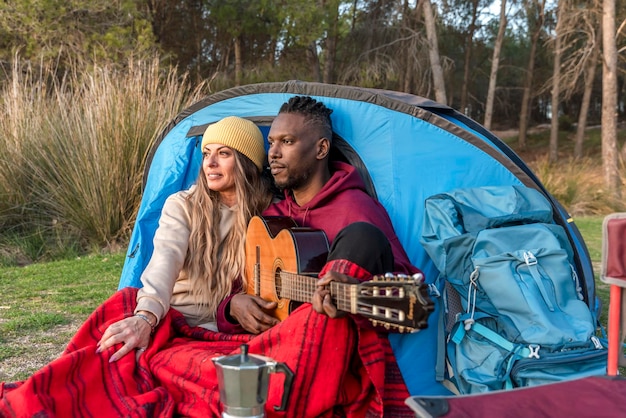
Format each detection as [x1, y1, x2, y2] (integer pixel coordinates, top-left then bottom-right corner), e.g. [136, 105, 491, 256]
[275, 268, 282, 299]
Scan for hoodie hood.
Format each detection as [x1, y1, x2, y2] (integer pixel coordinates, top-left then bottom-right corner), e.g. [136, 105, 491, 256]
[264, 161, 375, 243]
[284, 161, 365, 212]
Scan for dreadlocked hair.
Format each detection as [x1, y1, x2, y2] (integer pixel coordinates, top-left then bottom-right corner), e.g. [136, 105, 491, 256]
[279, 95, 334, 141]
[184, 151, 272, 322]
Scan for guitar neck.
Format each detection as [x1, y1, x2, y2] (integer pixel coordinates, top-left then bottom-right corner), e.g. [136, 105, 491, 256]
[280, 271, 355, 313]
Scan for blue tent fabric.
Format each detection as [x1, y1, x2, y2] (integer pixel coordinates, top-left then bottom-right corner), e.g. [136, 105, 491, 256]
[118, 80, 596, 397]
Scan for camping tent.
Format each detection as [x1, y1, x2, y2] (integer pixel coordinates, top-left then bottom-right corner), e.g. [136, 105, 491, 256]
[118, 80, 598, 396]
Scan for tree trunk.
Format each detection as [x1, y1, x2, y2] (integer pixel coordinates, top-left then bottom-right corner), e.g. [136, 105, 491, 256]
[518, 0, 546, 150]
[574, 36, 599, 158]
[269, 38, 277, 66]
[401, 0, 412, 93]
[484, 0, 507, 130]
[323, 0, 339, 84]
[460, 0, 479, 115]
[518, 43, 537, 150]
[602, 0, 620, 195]
[549, 2, 565, 163]
[423, 0, 447, 104]
[234, 36, 242, 86]
[308, 41, 322, 82]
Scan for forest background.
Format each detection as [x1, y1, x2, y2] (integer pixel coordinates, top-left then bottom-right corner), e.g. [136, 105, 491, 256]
[0, 0, 625, 265]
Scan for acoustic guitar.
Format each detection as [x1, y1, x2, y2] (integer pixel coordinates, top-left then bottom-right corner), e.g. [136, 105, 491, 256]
[244, 215, 434, 332]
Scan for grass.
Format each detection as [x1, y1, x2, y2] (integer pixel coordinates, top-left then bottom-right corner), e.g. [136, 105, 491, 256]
[575, 217, 604, 262]
[0, 216, 614, 382]
[0, 252, 123, 381]
[508, 126, 626, 217]
[0, 57, 210, 263]
[575, 216, 611, 328]
[1, 55, 625, 267]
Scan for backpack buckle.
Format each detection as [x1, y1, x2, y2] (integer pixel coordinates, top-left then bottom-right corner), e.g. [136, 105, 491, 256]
[528, 344, 541, 359]
[523, 251, 537, 266]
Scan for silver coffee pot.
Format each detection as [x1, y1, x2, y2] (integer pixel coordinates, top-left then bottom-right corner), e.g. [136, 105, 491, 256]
[212, 344, 294, 418]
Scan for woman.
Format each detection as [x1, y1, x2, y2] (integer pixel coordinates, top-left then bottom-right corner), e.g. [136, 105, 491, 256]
[98, 115, 272, 361]
[0, 116, 272, 415]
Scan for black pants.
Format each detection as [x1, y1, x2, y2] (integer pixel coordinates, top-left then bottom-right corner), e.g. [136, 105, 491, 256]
[326, 222, 394, 275]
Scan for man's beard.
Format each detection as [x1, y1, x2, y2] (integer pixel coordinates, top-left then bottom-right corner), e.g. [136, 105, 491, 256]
[274, 171, 310, 191]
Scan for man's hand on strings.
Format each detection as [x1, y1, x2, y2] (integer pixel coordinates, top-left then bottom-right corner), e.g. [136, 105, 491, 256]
[313, 271, 359, 318]
[230, 294, 279, 334]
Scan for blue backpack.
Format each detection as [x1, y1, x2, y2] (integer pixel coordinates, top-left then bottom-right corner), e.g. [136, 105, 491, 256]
[420, 185, 607, 394]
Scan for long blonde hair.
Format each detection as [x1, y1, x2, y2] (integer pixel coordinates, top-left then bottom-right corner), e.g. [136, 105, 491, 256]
[185, 151, 271, 318]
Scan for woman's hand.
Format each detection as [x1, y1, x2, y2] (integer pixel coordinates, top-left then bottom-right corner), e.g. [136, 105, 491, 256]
[96, 312, 154, 362]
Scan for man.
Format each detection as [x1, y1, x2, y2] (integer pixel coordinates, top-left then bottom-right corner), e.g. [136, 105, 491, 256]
[218, 95, 421, 331]
[217, 95, 422, 416]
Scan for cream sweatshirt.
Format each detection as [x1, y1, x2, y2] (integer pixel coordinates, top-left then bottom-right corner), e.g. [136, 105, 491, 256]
[134, 186, 236, 329]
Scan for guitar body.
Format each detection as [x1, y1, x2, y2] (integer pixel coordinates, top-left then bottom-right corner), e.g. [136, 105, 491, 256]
[245, 216, 330, 320]
[245, 215, 434, 331]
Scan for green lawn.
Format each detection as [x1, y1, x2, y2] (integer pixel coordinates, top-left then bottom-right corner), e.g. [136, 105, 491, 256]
[573, 216, 611, 328]
[0, 253, 123, 380]
[574, 216, 604, 263]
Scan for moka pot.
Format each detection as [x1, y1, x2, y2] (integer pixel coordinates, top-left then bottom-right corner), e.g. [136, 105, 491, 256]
[212, 344, 294, 418]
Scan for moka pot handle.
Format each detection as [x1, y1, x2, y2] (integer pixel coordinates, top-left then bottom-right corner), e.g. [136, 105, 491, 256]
[272, 362, 294, 412]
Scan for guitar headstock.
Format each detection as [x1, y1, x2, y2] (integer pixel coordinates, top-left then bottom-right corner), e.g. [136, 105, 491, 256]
[355, 273, 434, 333]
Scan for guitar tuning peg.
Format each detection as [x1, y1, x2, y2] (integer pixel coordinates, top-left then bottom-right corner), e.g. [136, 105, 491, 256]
[412, 272, 424, 283]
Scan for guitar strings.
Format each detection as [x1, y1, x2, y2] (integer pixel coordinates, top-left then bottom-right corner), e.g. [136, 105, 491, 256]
[248, 268, 405, 309]
[247, 269, 412, 328]
[249, 269, 358, 308]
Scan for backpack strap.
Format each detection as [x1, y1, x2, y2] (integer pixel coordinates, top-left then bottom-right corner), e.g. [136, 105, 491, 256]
[452, 321, 532, 360]
[435, 300, 446, 382]
[450, 319, 533, 390]
[430, 276, 446, 383]
[523, 251, 555, 311]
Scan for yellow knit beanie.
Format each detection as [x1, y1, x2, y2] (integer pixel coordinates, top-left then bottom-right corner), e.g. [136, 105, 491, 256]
[201, 116, 266, 171]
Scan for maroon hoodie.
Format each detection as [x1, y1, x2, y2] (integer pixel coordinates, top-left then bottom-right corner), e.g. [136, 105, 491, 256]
[263, 161, 418, 275]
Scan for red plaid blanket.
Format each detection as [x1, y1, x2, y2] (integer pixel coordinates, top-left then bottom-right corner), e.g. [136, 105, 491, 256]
[0, 288, 412, 417]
